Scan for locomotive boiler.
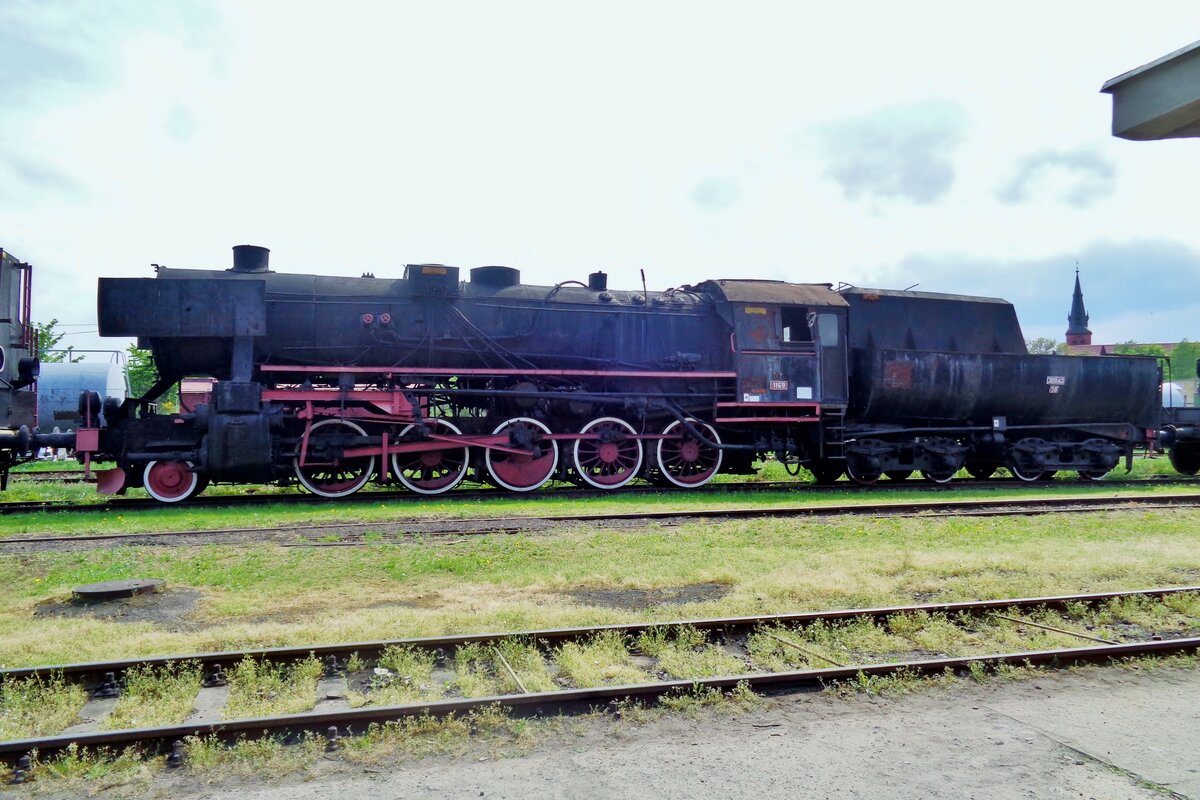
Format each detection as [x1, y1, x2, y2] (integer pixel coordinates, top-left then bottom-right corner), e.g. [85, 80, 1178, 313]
[66, 244, 1192, 501]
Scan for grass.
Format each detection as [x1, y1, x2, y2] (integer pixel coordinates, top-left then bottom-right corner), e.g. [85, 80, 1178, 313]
[348, 645, 441, 707]
[554, 631, 651, 687]
[450, 639, 556, 697]
[0, 454, 1195, 539]
[223, 656, 323, 719]
[24, 742, 146, 787]
[102, 660, 202, 730]
[3, 508, 1200, 669]
[0, 672, 87, 741]
[184, 731, 325, 776]
[636, 626, 747, 679]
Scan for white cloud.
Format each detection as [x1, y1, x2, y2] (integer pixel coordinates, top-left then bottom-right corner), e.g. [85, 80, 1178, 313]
[3, 0, 1200, 355]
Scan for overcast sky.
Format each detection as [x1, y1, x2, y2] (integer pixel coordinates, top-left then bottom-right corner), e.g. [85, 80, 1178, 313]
[2, 1, 1198, 355]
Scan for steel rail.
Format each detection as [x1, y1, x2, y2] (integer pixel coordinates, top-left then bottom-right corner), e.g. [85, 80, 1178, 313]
[5, 586, 1195, 685]
[3, 636, 1197, 766]
[1, 475, 1195, 515]
[2, 494, 1199, 549]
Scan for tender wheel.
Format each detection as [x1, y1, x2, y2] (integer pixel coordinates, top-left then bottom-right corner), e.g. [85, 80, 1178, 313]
[1009, 464, 1046, 482]
[392, 418, 469, 495]
[965, 462, 997, 480]
[143, 460, 201, 503]
[808, 461, 844, 485]
[884, 470, 913, 481]
[572, 417, 643, 490]
[656, 419, 722, 488]
[1077, 469, 1109, 481]
[921, 470, 956, 484]
[1009, 438, 1050, 483]
[1169, 443, 1200, 476]
[294, 419, 376, 498]
[486, 417, 559, 492]
[846, 461, 880, 486]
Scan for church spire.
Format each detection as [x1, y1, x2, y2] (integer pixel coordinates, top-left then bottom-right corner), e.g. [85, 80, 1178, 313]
[1065, 267, 1092, 346]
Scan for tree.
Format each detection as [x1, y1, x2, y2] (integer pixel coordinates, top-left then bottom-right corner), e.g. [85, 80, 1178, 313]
[1025, 337, 1066, 355]
[34, 320, 68, 363]
[126, 344, 178, 412]
[1168, 339, 1200, 381]
[1111, 341, 1168, 358]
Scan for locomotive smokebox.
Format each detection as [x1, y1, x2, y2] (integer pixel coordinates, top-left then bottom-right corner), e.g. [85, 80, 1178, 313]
[231, 245, 271, 274]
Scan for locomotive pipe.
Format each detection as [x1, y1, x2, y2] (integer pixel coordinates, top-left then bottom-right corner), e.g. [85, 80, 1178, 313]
[1160, 426, 1199, 446]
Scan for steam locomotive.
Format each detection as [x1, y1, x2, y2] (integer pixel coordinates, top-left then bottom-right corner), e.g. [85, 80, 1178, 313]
[1, 244, 1197, 500]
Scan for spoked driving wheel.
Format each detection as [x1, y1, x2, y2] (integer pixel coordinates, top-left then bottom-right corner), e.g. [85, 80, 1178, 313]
[656, 419, 722, 488]
[572, 417, 643, 490]
[486, 417, 559, 492]
[392, 418, 470, 495]
[294, 418, 376, 498]
[143, 460, 202, 503]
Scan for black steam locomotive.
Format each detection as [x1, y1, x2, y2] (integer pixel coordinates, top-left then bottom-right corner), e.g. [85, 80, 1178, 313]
[38, 243, 1184, 503]
[0, 248, 75, 489]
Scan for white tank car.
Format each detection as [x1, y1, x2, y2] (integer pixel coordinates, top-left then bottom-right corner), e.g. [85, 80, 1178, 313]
[37, 361, 128, 431]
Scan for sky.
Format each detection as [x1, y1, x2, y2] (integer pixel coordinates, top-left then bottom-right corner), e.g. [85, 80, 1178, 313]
[2, 0, 1199, 356]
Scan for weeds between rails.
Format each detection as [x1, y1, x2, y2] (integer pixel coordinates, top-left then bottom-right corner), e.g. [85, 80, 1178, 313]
[2, 586, 1197, 778]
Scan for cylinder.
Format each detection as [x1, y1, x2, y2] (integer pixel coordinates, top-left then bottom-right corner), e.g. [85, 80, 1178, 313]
[231, 245, 270, 273]
[469, 266, 520, 287]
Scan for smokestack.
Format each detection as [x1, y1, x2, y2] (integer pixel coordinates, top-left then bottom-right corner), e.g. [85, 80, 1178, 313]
[588, 271, 607, 291]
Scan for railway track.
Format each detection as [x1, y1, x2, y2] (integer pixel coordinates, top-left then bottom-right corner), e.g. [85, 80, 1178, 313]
[2, 586, 1197, 774]
[1, 474, 1196, 516]
[3, 493, 1200, 550]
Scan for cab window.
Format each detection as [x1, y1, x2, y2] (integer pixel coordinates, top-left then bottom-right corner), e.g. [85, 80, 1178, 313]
[780, 306, 811, 344]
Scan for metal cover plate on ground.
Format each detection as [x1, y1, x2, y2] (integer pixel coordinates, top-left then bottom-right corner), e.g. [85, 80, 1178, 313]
[73, 578, 165, 601]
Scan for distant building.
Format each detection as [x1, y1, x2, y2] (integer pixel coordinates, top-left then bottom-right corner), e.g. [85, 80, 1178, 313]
[1061, 271, 1176, 356]
[1064, 269, 1092, 346]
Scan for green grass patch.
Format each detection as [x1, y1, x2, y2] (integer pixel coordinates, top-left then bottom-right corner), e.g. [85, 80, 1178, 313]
[3, 508, 1200, 668]
[348, 645, 441, 707]
[450, 640, 555, 697]
[554, 630, 650, 687]
[0, 672, 87, 741]
[223, 656, 323, 718]
[183, 731, 325, 776]
[1, 464, 1197, 539]
[636, 626, 747, 679]
[103, 660, 202, 730]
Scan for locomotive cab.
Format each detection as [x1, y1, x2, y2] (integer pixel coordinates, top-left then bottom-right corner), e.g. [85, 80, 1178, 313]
[703, 280, 849, 410]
